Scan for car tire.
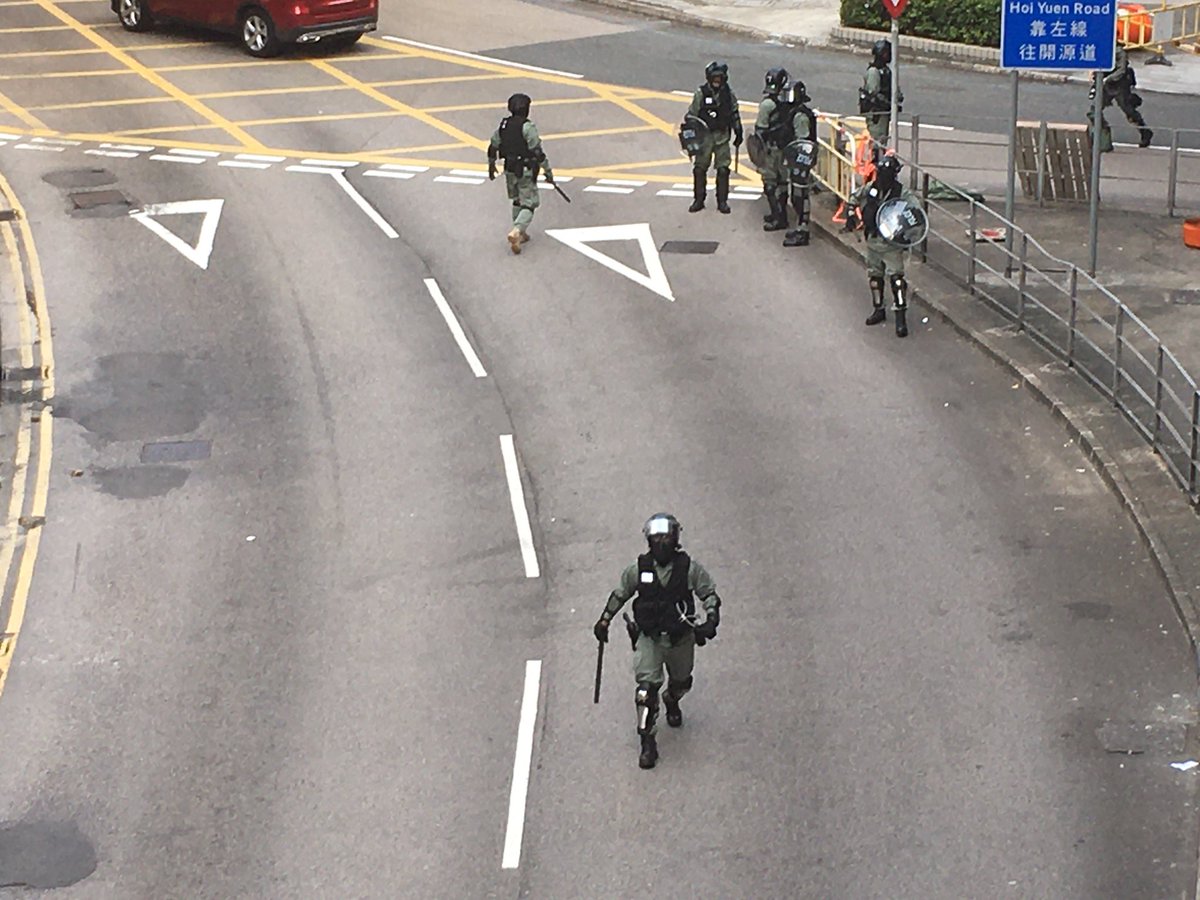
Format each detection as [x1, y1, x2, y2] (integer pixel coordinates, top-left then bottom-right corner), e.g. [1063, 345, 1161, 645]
[117, 0, 154, 32]
[320, 33, 363, 52]
[240, 8, 281, 57]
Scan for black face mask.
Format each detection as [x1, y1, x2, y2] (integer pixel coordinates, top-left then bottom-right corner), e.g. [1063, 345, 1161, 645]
[650, 541, 675, 566]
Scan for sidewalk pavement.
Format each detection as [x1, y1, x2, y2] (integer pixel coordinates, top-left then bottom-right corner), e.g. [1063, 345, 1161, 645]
[587, 0, 1200, 672]
[585, 0, 1200, 94]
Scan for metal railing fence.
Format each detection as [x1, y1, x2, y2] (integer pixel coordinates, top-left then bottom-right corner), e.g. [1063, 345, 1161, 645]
[812, 115, 1200, 503]
[1119, 0, 1200, 56]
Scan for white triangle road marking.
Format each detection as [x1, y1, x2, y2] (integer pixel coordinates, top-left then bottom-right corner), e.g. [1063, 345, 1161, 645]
[544, 223, 674, 302]
[130, 198, 224, 270]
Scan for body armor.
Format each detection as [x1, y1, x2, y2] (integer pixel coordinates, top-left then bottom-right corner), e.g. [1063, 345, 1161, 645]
[632, 551, 694, 638]
[498, 115, 532, 175]
[697, 83, 735, 132]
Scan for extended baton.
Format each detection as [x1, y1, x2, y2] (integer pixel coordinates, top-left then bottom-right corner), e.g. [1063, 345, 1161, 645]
[593, 638, 604, 703]
[735, 142, 740, 175]
[551, 182, 572, 204]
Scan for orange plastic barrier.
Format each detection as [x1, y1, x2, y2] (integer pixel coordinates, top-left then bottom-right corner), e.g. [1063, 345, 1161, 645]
[1184, 217, 1200, 250]
[1117, 3, 1153, 44]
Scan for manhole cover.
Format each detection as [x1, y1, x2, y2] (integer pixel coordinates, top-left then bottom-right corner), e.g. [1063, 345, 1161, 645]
[139, 440, 211, 463]
[69, 190, 129, 211]
[660, 240, 719, 254]
[1170, 289, 1200, 306]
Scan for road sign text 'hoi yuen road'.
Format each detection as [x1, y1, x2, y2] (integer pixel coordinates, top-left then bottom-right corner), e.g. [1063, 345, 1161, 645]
[1001, 0, 1117, 70]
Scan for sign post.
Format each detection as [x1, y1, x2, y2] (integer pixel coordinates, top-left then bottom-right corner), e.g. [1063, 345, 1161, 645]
[1000, 0, 1117, 273]
[881, 0, 908, 152]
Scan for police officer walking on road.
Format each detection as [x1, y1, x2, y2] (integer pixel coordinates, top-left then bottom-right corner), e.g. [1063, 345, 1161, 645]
[859, 39, 902, 160]
[488, 93, 556, 255]
[685, 62, 743, 214]
[593, 513, 722, 770]
[752, 68, 817, 246]
[845, 153, 918, 338]
[1087, 43, 1153, 150]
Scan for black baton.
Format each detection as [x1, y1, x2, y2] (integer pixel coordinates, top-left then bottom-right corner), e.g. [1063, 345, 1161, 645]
[593, 639, 604, 703]
[552, 182, 572, 203]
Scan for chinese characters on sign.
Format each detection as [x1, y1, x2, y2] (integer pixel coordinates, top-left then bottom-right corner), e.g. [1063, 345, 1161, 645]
[1000, 1, 1117, 71]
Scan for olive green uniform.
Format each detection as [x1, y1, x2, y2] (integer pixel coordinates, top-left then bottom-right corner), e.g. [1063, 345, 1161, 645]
[863, 64, 892, 146]
[846, 180, 917, 277]
[754, 95, 791, 192]
[688, 87, 740, 172]
[601, 555, 719, 736]
[488, 119, 554, 235]
[1087, 46, 1152, 151]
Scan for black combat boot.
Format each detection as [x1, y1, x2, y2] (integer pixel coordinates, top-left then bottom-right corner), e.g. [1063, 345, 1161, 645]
[639, 734, 659, 768]
[663, 695, 682, 727]
[891, 274, 909, 338]
[689, 168, 706, 213]
[763, 191, 787, 232]
[865, 276, 886, 326]
[1139, 127, 1154, 148]
[715, 167, 731, 214]
[782, 227, 809, 247]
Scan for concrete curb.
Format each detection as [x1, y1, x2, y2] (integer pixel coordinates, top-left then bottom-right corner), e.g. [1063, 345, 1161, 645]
[579, 0, 826, 48]
[810, 198, 1200, 683]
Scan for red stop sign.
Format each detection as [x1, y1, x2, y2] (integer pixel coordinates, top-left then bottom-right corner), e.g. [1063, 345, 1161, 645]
[881, 0, 908, 17]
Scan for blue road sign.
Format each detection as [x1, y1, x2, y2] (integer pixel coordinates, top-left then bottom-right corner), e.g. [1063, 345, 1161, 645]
[1000, 0, 1117, 71]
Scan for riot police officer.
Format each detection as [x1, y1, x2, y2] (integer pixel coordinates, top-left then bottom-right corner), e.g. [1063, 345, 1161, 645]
[859, 39, 902, 159]
[1087, 44, 1153, 150]
[592, 513, 722, 769]
[487, 93, 556, 255]
[685, 61, 743, 214]
[752, 69, 817, 247]
[845, 154, 917, 338]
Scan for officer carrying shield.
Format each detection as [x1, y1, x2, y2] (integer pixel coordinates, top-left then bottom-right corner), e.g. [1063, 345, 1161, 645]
[488, 93, 556, 255]
[753, 69, 817, 246]
[684, 61, 743, 214]
[844, 153, 919, 338]
[859, 39, 902, 160]
[593, 513, 722, 770]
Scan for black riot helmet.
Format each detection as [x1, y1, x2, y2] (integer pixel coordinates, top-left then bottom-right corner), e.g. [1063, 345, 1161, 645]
[643, 513, 682, 565]
[786, 78, 811, 104]
[705, 60, 729, 87]
[872, 39, 892, 66]
[507, 93, 531, 117]
[876, 153, 902, 187]
[763, 67, 789, 96]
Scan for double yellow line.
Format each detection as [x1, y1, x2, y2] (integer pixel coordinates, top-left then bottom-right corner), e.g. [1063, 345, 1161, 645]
[0, 174, 54, 698]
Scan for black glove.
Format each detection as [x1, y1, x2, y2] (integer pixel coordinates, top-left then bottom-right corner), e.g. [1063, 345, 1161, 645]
[544, 172, 555, 185]
[845, 209, 860, 232]
[733, 127, 744, 147]
[593, 616, 610, 643]
[693, 611, 719, 642]
[488, 160, 497, 181]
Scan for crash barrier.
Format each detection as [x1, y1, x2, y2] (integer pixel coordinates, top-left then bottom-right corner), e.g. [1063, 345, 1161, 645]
[904, 116, 1200, 217]
[819, 134, 1200, 504]
[1118, 0, 1200, 56]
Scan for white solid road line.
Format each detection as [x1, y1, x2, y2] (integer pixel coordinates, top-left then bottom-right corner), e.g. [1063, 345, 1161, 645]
[499, 435, 540, 579]
[331, 171, 399, 239]
[383, 35, 583, 79]
[502, 659, 542, 870]
[422, 278, 487, 378]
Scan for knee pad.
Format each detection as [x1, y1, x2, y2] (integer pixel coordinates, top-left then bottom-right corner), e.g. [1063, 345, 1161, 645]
[665, 676, 693, 700]
[890, 274, 908, 308]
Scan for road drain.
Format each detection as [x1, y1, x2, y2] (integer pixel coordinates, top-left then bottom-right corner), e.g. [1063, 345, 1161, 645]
[660, 240, 719, 254]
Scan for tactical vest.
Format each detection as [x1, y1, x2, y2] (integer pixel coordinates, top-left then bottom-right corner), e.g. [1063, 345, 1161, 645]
[795, 103, 817, 143]
[762, 98, 796, 149]
[498, 115, 531, 173]
[632, 551, 694, 637]
[865, 65, 891, 112]
[862, 180, 902, 239]
[698, 84, 735, 131]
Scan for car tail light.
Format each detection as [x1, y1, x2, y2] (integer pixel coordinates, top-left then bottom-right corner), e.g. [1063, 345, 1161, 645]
[291, 3, 308, 15]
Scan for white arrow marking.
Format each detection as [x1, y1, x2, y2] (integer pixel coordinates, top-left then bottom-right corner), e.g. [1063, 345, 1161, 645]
[130, 199, 224, 270]
[544, 223, 674, 301]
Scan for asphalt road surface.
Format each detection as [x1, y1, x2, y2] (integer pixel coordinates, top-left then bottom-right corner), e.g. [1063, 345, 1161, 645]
[0, 1, 1196, 897]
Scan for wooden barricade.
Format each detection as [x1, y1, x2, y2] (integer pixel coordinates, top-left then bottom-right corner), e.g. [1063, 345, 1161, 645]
[1016, 121, 1093, 202]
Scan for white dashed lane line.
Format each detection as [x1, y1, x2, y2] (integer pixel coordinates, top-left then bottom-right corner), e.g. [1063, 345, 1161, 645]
[236, 153, 286, 162]
[596, 178, 647, 187]
[422, 278, 487, 378]
[101, 142, 154, 151]
[499, 434, 540, 579]
[584, 185, 635, 194]
[502, 659, 542, 870]
[15, 144, 64, 152]
[302, 158, 357, 168]
[168, 148, 219, 158]
[434, 175, 486, 185]
[86, 149, 138, 158]
[364, 169, 415, 179]
[150, 153, 203, 163]
[219, 160, 271, 169]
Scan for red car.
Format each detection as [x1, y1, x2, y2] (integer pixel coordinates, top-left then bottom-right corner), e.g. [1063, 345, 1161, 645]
[112, 0, 378, 57]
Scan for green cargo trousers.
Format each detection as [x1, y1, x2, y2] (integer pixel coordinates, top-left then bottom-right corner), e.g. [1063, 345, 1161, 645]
[505, 171, 540, 232]
[866, 235, 906, 278]
[634, 631, 695, 736]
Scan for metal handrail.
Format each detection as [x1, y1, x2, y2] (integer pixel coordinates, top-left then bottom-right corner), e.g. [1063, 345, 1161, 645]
[815, 117, 1200, 502]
